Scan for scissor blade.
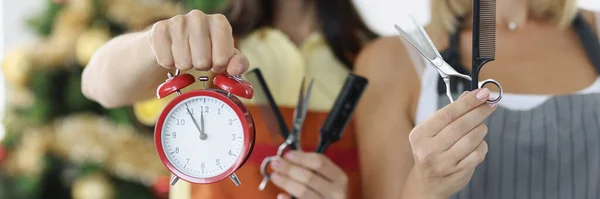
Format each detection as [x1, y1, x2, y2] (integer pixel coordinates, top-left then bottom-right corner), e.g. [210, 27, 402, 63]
[393, 15, 440, 61]
[297, 79, 314, 126]
[290, 78, 314, 149]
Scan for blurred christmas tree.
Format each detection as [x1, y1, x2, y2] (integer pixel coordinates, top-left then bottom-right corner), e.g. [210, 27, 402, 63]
[0, 0, 225, 198]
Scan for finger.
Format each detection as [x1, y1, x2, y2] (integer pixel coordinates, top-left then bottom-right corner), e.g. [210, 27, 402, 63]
[277, 193, 291, 199]
[456, 140, 488, 170]
[208, 14, 234, 73]
[271, 173, 322, 199]
[418, 88, 491, 137]
[432, 124, 487, 174]
[226, 49, 249, 76]
[284, 151, 347, 184]
[270, 158, 332, 195]
[435, 101, 495, 150]
[457, 91, 470, 99]
[444, 123, 488, 161]
[186, 10, 212, 70]
[439, 168, 476, 193]
[168, 15, 192, 70]
[149, 21, 174, 68]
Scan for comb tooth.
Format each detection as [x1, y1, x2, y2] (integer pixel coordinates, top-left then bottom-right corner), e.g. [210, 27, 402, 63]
[478, 0, 496, 59]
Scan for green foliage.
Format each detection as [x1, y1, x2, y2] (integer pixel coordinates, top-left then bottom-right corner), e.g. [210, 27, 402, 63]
[26, 70, 60, 125]
[105, 107, 135, 127]
[114, 178, 155, 199]
[26, 0, 64, 37]
[77, 163, 105, 176]
[183, 0, 228, 13]
[64, 69, 100, 113]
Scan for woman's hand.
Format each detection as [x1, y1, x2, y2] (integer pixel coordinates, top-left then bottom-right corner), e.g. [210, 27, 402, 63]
[269, 151, 348, 199]
[148, 9, 249, 75]
[404, 88, 496, 199]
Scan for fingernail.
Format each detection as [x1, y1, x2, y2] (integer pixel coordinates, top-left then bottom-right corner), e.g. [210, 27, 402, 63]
[236, 63, 243, 75]
[277, 194, 286, 199]
[284, 152, 295, 160]
[270, 159, 281, 170]
[488, 102, 497, 108]
[476, 88, 490, 100]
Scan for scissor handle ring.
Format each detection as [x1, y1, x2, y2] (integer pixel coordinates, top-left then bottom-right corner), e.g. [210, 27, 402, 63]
[259, 156, 275, 177]
[478, 79, 503, 104]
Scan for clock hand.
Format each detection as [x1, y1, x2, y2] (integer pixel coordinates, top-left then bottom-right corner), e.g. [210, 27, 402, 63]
[201, 111, 205, 137]
[186, 105, 207, 140]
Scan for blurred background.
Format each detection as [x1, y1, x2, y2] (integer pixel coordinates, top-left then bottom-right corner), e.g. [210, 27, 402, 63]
[0, 0, 598, 199]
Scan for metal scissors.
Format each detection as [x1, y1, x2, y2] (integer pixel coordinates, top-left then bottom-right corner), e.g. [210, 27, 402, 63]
[258, 78, 314, 191]
[394, 15, 503, 103]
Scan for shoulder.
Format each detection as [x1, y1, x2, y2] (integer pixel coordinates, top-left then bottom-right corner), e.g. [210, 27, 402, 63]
[355, 36, 414, 80]
[354, 36, 421, 116]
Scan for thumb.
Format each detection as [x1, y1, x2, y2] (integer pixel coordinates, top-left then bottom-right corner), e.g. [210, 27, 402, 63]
[225, 48, 249, 76]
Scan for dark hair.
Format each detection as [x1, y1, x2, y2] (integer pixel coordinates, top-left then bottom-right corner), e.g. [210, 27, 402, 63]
[222, 0, 378, 69]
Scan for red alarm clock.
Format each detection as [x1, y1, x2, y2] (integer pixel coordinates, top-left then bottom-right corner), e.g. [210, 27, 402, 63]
[154, 70, 255, 187]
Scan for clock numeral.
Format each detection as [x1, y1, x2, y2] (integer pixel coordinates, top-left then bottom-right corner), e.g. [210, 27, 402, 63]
[176, 119, 185, 125]
[200, 106, 209, 113]
[228, 119, 234, 125]
[218, 108, 222, 115]
[231, 134, 236, 140]
[186, 158, 190, 164]
[172, 132, 176, 138]
[201, 162, 205, 169]
[216, 159, 220, 166]
[175, 147, 179, 153]
[228, 150, 236, 157]
[187, 108, 194, 115]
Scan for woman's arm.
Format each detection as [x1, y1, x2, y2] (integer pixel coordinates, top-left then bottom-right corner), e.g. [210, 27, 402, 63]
[82, 10, 249, 108]
[354, 37, 421, 199]
[82, 31, 166, 108]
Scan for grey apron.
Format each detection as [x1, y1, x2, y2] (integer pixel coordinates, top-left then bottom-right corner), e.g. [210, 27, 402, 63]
[437, 14, 600, 199]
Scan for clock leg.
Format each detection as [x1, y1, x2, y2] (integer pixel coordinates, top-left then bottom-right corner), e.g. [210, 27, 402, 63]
[170, 175, 180, 186]
[229, 173, 241, 186]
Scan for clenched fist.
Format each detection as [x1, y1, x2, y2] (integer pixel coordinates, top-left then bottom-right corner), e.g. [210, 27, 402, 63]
[148, 10, 249, 75]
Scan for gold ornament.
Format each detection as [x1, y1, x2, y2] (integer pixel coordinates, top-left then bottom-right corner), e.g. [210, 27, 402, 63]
[3, 127, 50, 177]
[133, 97, 171, 126]
[76, 26, 111, 66]
[47, 114, 169, 184]
[72, 172, 115, 199]
[1, 46, 34, 89]
[32, 0, 92, 68]
[7, 87, 35, 108]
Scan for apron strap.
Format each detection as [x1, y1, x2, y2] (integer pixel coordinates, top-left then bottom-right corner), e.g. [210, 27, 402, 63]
[595, 12, 600, 40]
[573, 13, 600, 73]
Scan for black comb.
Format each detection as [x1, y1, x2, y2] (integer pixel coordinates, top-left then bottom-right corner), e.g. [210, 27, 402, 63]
[315, 74, 369, 153]
[244, 69, 294, 148]
[471, 0, 497, 90]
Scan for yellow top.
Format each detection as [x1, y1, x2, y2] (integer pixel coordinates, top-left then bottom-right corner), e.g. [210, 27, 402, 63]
[132, 27, 350, 199]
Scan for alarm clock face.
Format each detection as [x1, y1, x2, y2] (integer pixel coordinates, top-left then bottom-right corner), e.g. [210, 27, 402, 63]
[160, 95, 245, 179]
